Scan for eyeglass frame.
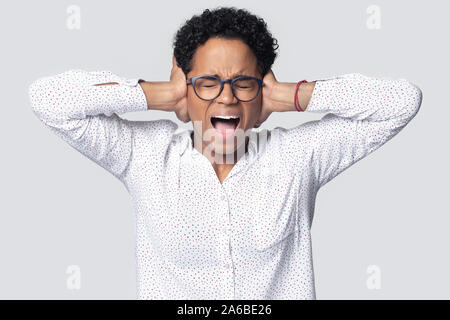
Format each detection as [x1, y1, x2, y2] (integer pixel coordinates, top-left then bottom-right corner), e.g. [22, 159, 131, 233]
[186, 74, 263, 102]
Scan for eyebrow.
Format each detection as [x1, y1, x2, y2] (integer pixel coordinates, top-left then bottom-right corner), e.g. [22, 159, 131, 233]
[210, 73, 251, 78]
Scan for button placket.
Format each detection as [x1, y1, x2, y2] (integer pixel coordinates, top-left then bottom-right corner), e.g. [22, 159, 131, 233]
[216, 188, 235, 299]
[215, 191, 228, 259]
[218, 190, 233, 258]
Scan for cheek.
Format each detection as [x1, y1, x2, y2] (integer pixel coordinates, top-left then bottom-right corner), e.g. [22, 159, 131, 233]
[186, 95, 202, 119]
[244, 101, 262, 125]
[187, 96, 210, 126]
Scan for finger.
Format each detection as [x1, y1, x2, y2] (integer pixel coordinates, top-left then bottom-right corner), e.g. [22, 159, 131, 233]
[263, 70, 277, 85]
[173, 56, 181, 71]
[265, 70, 275, 82]
[270, 69, 276, 80]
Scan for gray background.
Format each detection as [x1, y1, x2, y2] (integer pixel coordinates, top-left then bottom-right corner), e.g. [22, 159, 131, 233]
[0, 0, 447, 299]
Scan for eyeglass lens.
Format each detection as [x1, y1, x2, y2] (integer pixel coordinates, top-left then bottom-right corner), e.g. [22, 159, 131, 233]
[194, 76, 259, 101]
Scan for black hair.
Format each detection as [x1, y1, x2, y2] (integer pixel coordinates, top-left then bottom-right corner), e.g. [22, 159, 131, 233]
[172, 6, 279, 77]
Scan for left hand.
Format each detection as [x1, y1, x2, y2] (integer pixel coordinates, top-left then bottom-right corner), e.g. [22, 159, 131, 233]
[255, 69, 279, 128]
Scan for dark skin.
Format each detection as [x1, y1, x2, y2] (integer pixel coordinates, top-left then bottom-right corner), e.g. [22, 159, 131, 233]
[185, 37, 263, 180]
[105, 37, 316, 184]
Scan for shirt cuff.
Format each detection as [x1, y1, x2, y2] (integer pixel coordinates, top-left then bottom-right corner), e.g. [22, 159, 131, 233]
[86, 71, 149, 116]
[306, 73, 357, 113]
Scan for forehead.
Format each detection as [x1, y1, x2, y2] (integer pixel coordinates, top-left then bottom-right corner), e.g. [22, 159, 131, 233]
[190, 37, 259, 77]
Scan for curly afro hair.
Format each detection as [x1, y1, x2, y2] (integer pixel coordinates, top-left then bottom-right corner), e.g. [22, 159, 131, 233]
[172, 7, 279, 78]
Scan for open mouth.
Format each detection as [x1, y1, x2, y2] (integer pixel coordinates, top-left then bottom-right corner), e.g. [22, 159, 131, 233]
[210, 116, 241, 137]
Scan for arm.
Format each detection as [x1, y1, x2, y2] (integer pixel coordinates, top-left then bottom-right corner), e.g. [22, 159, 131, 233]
[265, 79, 316, 112]
[29, 69, 181, 181]
[273, 73, 423, 190]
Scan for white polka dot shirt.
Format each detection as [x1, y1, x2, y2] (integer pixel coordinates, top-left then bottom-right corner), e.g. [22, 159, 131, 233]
[29, 70, 422, 299]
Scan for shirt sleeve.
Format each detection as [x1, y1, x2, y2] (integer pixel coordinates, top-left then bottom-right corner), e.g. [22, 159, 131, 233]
[29, 69, 176, 181]
[275, 72, 423, 190]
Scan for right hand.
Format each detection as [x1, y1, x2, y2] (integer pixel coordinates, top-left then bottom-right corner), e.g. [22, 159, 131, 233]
[170, 56, 190, 123]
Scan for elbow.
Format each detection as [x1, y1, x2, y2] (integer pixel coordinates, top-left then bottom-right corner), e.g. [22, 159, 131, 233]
[29, 70, 86, 126]
[404, 80, 423, 119]
[29, 69, 86, 117]
[29, 75, 64, 123]
[28, 79, 40, 111]
[29, 77, 49, 115]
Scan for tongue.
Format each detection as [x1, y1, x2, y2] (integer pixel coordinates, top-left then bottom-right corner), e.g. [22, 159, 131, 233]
[214, 120, 236, 133]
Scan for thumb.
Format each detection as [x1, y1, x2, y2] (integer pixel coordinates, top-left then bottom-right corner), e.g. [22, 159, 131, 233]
[264, 69, 276, 83]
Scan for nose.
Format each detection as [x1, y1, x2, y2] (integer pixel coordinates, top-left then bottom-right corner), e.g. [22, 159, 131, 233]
[217, 81, 238, 104]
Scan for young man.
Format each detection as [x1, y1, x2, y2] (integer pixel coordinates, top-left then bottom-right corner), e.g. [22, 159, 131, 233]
[29, 7, 422, 299]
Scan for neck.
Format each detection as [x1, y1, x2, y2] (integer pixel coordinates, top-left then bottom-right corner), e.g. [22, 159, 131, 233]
[191, 131, 249, 166]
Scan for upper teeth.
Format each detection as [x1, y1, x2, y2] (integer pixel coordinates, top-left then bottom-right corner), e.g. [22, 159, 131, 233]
[214, 115, 239, 119]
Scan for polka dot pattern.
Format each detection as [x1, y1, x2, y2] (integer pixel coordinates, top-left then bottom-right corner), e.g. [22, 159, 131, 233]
[29, 70, 422, 299]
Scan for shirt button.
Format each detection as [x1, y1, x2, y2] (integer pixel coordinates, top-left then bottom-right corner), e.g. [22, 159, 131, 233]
[221, 194, 226, 201]
[122, 78, 138, 86]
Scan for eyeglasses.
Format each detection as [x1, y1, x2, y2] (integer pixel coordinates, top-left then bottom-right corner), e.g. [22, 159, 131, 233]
[186, 74, 263, 102]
